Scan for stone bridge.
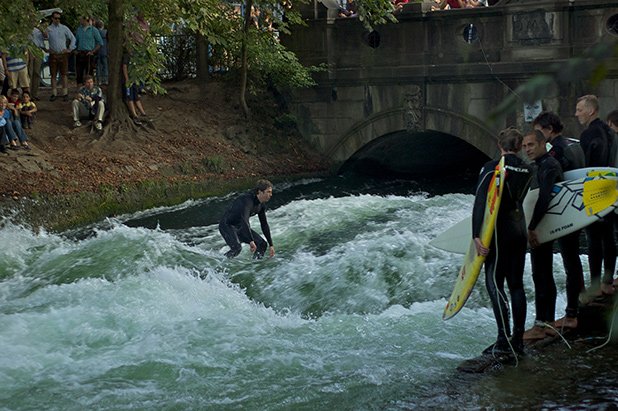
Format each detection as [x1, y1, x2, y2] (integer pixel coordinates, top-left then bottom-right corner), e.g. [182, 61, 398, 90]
[283, 0, 618, 173]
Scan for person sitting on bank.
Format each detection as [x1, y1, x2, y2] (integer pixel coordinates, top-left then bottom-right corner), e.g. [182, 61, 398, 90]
[121, 52, 148, 125]
[219, 179, 276, 259]
[72, 75, 105, 130]
[19, 91, 37, 129]
[0, 95, 30, 150]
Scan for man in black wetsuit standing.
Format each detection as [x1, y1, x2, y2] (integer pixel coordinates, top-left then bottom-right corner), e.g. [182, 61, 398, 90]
[576, 95, 616, 297]
[473, 128, 532, 355]
[532, 112, 584, 330]
[522, 130, 564, 340]
[219, 179, 276, 259]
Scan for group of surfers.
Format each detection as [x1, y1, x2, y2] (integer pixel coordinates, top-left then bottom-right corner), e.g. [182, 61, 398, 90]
[474, 95, 618, 357]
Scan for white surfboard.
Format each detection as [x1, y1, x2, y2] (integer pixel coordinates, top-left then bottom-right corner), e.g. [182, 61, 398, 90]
[430, 217, 470, 254]
[430, 175, 618, 254]
[563, 167, 618, 180]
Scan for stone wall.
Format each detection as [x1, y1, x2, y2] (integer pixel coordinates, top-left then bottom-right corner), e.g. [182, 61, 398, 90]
[284, 0, 618, 167]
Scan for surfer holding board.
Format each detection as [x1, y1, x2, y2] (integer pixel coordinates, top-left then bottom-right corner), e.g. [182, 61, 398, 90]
[521, 130, 565, 340]
[532, 112, 584, 331]
[462, 128, 532, 356]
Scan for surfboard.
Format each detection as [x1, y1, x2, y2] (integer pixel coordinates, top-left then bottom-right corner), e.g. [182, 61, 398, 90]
[443, 157, 505, 320]
[522, 175, 618, 244]
[429, 217, 470, 254]
[431, 174, 618, 255]
[563, 167, 618, 180]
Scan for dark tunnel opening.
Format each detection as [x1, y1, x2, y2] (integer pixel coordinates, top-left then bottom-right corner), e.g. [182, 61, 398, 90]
[338, 130, 490, 192]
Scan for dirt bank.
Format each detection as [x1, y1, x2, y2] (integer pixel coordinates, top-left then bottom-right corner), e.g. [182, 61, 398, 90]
[0, 79, 330, 230]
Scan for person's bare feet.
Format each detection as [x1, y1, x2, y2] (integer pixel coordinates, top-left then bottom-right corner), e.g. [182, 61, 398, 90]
[601, 282, 615, 295]
[523, 325, 547, 340]
[552, 316, 578, 330]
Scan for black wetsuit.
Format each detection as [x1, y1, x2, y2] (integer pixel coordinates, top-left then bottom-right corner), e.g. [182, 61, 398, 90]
[549, 136, 585, 318]
[219, 192, 273, 258]
[528, 153, 563, 324]
[580, 119, 617, 288]
[472, 154, 532, 349]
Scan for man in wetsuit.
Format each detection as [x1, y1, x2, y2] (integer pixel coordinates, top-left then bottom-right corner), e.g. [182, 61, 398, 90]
[576, 95, 616, 297]
[219, 179, 276, 259]
[522, 130, 564, 340]
[532, 112, 584, 330]
[473, 128, 532, 355]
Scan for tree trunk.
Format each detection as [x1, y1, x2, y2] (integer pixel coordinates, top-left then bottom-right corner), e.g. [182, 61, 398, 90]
[195, 33, 209, 89]
[239, 0, 253, 118]
[103, 0, 136, 138]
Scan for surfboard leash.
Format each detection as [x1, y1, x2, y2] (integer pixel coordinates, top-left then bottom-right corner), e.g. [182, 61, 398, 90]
[585, 294, 618, 353]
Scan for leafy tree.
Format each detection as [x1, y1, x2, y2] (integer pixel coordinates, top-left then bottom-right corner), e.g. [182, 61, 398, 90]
[2, 0, 400, 132]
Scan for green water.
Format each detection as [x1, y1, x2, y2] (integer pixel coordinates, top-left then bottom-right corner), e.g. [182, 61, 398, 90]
[0, 176, 616, 410]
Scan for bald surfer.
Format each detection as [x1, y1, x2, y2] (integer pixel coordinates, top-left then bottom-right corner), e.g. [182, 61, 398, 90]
[219, 179, 276, 259]
[473, 128, 532, 355]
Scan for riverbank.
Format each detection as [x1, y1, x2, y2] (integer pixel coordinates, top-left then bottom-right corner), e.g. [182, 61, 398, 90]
[0, 79, 331, 231]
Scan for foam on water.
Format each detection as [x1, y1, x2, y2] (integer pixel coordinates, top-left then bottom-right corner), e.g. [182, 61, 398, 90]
[0, 187, 611, 410]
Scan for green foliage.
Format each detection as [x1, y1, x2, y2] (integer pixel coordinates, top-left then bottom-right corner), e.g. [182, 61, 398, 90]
[202, 155, 226, 174]
[356, 0, 399, 30]
[248, 33, 317, 91]
[0, 3, 37, 50]
[274, 113, 298, 129]
[489, 41, 618, 123]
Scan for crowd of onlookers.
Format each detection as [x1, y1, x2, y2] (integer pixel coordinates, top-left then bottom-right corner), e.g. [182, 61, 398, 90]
[0, 9, 150, 153]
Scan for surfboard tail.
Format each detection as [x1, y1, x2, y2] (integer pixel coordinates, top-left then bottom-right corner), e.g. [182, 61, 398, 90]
[583, 178, 618, 216]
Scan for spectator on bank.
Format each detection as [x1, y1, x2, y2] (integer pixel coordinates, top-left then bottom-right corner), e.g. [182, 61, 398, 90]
[72, 75, 105, 130]
[0, 114, 7, 153]
[0, 53, 8, 96]
[74, 16, 103, 86]
[46, 11, 76, 102]
[2, 50, 30, 95]
[20, 91, 37, 129]
[29, 23, 46, 101]
[95, 20, 109, 85]
[121, 52, 148, 125]
[7, 89, 21, 112]
[0, 95, 30, 150]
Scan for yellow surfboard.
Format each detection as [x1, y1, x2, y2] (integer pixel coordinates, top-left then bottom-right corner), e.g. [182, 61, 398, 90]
[443, 156, 506, 320]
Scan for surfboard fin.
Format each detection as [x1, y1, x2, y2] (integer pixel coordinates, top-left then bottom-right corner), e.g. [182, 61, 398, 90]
[583, 179, 618, 216]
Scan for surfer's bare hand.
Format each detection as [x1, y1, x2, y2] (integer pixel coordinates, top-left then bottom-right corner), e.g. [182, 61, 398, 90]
[528, 230, 539, 248]
[269, 245, 275, 257]
[474, 237, 489, 256]
[249, 241, 257, 252]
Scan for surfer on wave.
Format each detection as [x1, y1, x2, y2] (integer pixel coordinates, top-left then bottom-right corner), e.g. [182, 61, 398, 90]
[219, 179, 276, 259]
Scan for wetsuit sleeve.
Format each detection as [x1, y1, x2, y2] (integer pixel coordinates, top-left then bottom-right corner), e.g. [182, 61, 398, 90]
[472, 166, 493, 239]
[258, 208, 274, 246]
[528, 162, 561, 231]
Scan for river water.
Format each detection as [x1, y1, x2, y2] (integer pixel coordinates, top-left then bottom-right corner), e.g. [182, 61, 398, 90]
[1, 174, 616, 410]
